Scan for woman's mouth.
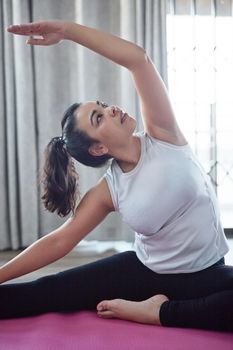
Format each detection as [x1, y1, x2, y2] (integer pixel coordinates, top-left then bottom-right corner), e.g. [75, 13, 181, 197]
[120, 111, 128, 124]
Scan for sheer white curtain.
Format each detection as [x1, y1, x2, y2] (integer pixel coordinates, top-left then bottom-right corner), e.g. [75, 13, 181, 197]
[166, 0, 233, 229]
[0, 0, 167, 250]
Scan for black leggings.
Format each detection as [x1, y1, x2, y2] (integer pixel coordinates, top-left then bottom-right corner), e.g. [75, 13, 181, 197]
[0, 251, 233, 331]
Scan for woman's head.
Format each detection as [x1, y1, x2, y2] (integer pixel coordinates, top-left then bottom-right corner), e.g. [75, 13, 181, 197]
[41, 100, 136, 217]
[75, 101, 136, 156]
[62, 101, 136, 164]
[61, 102, 113, 167]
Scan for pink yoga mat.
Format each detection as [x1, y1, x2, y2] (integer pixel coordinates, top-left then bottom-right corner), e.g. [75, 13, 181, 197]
[0, 311, 232, 350]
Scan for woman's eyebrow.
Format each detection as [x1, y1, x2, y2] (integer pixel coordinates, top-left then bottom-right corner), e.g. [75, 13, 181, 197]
[90, 110, 97, 126]
[90, 101, 101, 126]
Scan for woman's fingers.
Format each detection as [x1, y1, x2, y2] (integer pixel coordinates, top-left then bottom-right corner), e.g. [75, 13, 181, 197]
[7, 23, 43, 36]
[7, 21, 63, 36]
[7, 22, 64, 46]
[26, 34, 62, 46]
[26, 38, 46, 46]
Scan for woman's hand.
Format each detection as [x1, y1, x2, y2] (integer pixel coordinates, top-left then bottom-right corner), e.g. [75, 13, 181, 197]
[7, 20, 67, 46]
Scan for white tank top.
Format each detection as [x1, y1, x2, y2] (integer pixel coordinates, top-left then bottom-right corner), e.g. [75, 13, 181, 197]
[104, 132, 229, 273]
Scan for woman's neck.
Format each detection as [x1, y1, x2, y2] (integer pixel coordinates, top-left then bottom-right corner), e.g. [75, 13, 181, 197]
[114, 136, 141, 173]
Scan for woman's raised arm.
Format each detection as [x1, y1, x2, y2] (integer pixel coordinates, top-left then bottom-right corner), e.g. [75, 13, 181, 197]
[0, 179, 114, 284]
[7, 20, 145, 69]
[7, 20, 187, 144]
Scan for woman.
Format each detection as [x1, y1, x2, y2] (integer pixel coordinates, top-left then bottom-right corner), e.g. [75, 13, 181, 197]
[2, 20, 232, 331]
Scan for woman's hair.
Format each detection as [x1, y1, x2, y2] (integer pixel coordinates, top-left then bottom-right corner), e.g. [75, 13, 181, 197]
[40, 102, 112, 217]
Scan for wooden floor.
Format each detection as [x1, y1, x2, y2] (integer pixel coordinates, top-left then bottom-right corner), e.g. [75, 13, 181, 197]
[1, 237, 233, 284]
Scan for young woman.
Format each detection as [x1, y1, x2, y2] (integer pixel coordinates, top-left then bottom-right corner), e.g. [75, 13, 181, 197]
[2, 20, 233, 331]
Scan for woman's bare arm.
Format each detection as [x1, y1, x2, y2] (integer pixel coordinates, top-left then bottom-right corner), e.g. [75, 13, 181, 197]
[65, 23, 187, 144]
[0, 179, 114, 284]
[130, 57, 188, 145]
[7, 21, 144, 70]
[7, 20, 187, 143]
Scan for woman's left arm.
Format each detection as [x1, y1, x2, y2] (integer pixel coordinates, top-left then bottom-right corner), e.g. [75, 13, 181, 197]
[130, 55, 188, 145]
[7, 20, 187, 144]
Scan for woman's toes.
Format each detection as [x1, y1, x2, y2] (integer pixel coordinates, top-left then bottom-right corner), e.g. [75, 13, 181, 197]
[97, 299, 118, 319]
[97, 310, 115, 318]
[97, 300, 110, 312]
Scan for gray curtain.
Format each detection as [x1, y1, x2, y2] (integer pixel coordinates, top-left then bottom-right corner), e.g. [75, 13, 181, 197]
[0, 0, 167, 250]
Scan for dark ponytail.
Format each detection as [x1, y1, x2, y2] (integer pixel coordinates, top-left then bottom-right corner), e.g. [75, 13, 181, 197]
[40, 102, 112, 217]
[40, 136, 79, 217]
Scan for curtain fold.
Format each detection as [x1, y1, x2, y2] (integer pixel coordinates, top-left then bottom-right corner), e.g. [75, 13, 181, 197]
[0, 0, 167, 250]
[0, 0, 10, 249]
[1, 0, 38, 250]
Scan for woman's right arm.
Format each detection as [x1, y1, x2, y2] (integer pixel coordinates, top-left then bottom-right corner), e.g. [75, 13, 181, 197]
[0, 179, 114, 284]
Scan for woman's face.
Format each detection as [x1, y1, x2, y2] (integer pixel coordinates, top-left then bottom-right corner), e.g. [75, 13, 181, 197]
[75, 100, 137, 152]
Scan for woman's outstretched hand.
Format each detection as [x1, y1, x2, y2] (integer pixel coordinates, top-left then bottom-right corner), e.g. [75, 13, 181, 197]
[7, 20, 67, 46]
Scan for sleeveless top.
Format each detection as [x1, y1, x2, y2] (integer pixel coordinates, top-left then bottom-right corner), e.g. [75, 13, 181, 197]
[104, 132, 229, 273]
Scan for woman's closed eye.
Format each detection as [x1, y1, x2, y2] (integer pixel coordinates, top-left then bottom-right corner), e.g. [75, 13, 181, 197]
[94, 101, 108, 125]
[96, 114, 103, 125]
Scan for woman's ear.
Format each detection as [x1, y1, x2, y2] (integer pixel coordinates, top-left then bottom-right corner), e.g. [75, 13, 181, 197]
[88, 143, 109, 157]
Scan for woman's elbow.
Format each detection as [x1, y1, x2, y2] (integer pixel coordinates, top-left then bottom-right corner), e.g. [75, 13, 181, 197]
[128, 47, 151, 71]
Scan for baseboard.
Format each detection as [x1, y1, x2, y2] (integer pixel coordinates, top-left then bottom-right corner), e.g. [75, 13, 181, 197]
[225, 228, 233, 237]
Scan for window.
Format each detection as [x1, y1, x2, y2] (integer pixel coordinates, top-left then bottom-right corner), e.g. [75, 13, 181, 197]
[166, 0, 233, 228]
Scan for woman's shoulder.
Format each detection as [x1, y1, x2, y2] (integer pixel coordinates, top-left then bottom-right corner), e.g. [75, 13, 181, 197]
[137, 130, 190, 151]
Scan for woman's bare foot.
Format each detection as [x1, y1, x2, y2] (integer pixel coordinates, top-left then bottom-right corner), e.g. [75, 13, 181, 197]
[96, 294, 169, 325]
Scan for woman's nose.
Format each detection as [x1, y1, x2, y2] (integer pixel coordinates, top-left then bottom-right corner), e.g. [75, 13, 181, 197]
[109, 105, 117, 117]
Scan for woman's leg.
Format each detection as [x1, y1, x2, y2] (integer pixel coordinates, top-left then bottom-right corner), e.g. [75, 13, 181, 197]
[97, 260, 233, 331]
[0, 251, 166, 319]
[160, 289, 233, 331]
[2, 250, 233, 330]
